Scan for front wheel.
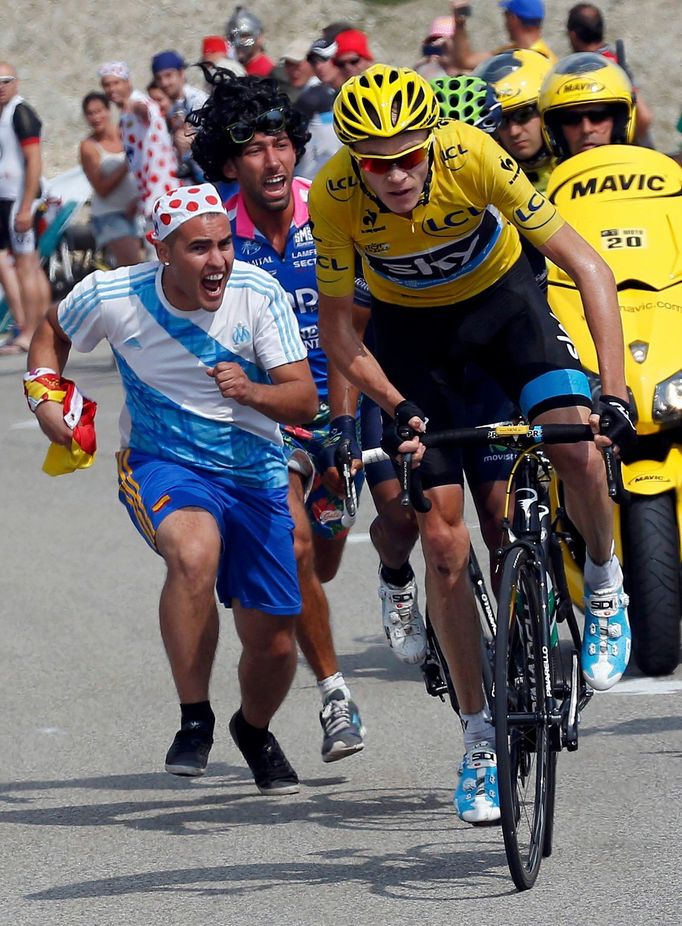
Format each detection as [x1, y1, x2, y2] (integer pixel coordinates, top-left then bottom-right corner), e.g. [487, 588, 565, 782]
[495, 545, 554, 891]
[622, 492, 681, 676]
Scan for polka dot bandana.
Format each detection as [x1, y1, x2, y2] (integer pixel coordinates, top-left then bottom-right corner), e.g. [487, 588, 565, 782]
[151, 184, 227, 240]
[97, 61, 131, 80]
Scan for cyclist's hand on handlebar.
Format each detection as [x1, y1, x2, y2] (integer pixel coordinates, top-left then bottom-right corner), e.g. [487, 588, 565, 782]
[318, 415, 361, 493]
[592, 394, 637, 457]
[381, 399, 427, 463]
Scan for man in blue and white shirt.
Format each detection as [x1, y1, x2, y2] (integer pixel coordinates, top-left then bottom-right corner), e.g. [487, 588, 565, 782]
[190, 72, 368, 765]
[26, 184, 318, 795]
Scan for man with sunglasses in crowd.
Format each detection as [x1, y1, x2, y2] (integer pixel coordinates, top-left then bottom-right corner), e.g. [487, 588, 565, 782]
[474, 48, 554, 289]
[538, 52, 638, 161]
[309, 64, 634, 824]
[333, 29, 374, 80]
[190, 73, 367, 764]
[0, 61, 51, 355]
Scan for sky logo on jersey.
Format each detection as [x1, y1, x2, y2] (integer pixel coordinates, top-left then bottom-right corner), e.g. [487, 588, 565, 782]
[363, 220, 502, 289]
[232, 323, 252, 346]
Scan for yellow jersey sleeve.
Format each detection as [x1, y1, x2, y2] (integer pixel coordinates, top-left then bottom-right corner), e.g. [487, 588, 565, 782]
[461, 127, 564, 249]
[308, 153, 358, 299]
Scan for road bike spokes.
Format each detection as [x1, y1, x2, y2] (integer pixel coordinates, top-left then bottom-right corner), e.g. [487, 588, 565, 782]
[495, 547, 555, 891]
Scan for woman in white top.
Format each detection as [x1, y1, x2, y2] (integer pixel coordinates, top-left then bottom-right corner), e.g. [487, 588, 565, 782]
[79, 92, 140, 267]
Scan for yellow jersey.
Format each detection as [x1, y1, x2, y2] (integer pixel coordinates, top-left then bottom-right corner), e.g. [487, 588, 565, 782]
[492, 38, 557, 64]
[308, 120, 564, 307]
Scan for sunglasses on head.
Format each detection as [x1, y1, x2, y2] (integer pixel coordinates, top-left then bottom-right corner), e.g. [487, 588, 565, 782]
[351, 138, 431, 175]
[558, 107, 613, 127]
[499, 104, 538, 130]
[336, 56, 362, 69]
[224, 108, 286, 144]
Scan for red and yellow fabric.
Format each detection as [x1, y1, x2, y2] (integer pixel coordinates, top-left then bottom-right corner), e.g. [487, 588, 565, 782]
[23, 368, 98, 476]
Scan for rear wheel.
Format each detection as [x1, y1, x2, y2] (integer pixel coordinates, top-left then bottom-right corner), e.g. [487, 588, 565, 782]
[495, 545, 552, 891]
[622, 492, 681, 676]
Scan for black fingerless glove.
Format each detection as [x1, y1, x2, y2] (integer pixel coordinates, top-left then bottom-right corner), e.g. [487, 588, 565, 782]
[596, 394, 637, 455]
[318, 415, 361, 474]
[381, 400, 426, 457]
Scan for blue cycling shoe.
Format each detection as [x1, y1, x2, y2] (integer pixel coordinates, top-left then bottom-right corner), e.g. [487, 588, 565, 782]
[454, 741, 500, 825]
[582, 582, 631, 691]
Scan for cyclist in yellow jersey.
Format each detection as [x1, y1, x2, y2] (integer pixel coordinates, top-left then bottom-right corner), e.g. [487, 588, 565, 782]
[309, 65, 634, 825]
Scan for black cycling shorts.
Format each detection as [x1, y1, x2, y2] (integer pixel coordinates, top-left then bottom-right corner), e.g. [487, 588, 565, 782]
[370, 255, 591, 489]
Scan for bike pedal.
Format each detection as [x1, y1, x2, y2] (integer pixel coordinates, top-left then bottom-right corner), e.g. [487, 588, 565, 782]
[420, 657, 448, 699]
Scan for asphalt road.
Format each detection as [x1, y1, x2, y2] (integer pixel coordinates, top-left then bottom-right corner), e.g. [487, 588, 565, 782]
[2, 345, 681, 926]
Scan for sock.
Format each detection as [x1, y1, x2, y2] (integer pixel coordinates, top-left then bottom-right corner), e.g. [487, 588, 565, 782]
[180, 700, 215, 732]
[584, 550, 622, 592]
[318, 672, 351, 702]
[460, 709, 494, 753]
[380, 561, 414, 588]
[233, 707, 268, 748]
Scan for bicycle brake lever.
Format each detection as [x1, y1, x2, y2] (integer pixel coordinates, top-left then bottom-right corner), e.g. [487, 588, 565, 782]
[336, 438, 357, 518]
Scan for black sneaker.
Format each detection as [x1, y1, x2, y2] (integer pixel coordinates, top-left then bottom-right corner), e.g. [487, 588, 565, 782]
[165, 721, 214, 777]
[229, 712, 299, 795]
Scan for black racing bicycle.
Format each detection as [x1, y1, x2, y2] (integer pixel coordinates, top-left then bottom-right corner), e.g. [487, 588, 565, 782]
[346, 423, 616, 891]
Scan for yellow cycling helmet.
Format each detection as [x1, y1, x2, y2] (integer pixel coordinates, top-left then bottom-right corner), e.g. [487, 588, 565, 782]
[473, 48, 552, 112]
[539, 52, 635, 158]
[333, 64, 440, 145]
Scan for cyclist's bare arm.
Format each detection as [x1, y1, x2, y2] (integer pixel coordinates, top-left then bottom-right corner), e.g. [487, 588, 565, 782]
[318, 292, 404, 416]
[325, 303, 370, 419]
[538, 223, 627, 402]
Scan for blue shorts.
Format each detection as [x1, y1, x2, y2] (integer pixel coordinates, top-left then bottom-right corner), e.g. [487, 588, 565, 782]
[90, 212, 139, 249]
[116, 450, 300, 616]
[282, 419, 365, 539]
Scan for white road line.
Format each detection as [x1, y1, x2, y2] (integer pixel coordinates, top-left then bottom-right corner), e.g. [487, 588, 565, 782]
[607, 677, 682, 695]
[347, 532, 371, 544]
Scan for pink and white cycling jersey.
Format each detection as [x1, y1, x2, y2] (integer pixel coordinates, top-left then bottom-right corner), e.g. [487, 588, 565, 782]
[119, 91, 177, 218]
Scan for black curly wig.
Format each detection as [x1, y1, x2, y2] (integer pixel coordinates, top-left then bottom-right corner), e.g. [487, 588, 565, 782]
[189, 65, 311, 181]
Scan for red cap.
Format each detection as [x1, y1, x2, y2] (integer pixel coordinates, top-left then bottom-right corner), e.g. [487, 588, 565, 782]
[202, 35, 229, 57]
[334, 29, 373, 62]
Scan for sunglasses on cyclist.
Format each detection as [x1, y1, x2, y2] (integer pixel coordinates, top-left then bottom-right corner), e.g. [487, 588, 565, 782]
[499, 104, 538, 130]
[558, 107, 613, 127]
[351, 139, 432, 175]
[0, 75, 17, 85]
[224, 108, 286, 144]
[336, 56, 362, 69]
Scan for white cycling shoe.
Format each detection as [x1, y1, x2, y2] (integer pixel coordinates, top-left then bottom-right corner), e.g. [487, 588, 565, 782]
[378, 570, 427, 665]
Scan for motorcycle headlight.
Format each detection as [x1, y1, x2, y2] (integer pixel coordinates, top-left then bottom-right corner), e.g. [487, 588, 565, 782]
[653, 371, 682, 423]
[583, 368, 638, 425]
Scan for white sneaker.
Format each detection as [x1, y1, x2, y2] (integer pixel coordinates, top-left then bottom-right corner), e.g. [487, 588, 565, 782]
[378, 570, 427, 664]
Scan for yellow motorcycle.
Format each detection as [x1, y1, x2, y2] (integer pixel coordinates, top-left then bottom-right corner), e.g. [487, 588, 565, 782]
[546, 144, 682, 676]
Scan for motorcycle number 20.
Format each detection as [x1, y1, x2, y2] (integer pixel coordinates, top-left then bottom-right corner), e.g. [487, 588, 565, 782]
[600, 227, 647, 250]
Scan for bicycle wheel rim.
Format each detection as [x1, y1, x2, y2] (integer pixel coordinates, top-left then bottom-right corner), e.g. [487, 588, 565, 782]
[495, 547, 551, 891]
